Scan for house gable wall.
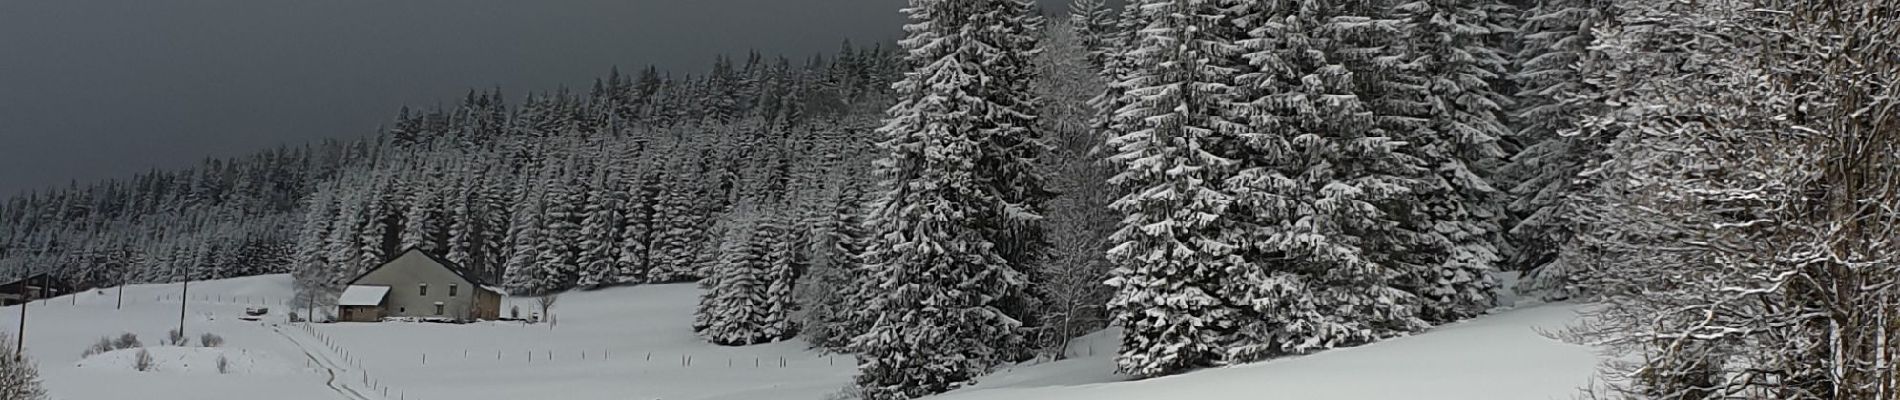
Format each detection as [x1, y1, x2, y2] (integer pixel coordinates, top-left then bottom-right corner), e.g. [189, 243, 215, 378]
[352, 251, 494, 320]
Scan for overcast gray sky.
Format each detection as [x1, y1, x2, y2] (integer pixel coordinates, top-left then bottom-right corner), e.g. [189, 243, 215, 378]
[0, 0, 1060, 197]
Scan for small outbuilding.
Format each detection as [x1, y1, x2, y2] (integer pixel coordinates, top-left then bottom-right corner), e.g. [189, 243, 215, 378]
[336, 248, 503, 322]
[0, 273, 69, 306]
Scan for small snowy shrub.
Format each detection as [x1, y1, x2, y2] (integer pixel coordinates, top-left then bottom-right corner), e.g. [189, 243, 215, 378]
[166, 329, 186, 346]
[199, 333, 224, 347]
[112, 333, 141, 350]
[132, 349, 154, 372]
[509, 305, 521, 320]
[85, 333, 144, 357]
[215, 355, 230, 374]
[83, 338, 114, 358]
[0, 333, 47, 399]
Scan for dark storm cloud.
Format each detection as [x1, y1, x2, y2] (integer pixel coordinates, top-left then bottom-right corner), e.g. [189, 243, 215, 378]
[0, 0, 1063, 197]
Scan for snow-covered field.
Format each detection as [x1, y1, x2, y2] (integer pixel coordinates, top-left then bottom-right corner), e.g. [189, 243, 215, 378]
[3, 275, 346, 400]
[2, 274, 1602, 400]
[938, 304, 1599, 400]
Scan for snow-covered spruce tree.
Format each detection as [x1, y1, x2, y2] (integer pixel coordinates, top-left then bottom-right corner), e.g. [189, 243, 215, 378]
[1557, 0, 1900, 398]
[850, 1, 1038, 397]
[1102, 0, 1246, 378]
[323, 179, 368, 289]
[291, 189, 337, 304]
[802, 182, 870, 351]
[354, 172, 395, 272]
[645, 145, 710, 283]
[502, 175, 548, 295]
[476, 166, 514, 282]
[1065, 0, 1115, 68]
[1500, 0, 1611, 297]
[0, 334, 47, 400]
[445, 166, 477, 266]
[695, 202, 767, 342]
[968, 0, 1051, 353]
[695, 198, 800, 345]
[575, 170, 622, 289]
[534, 162, 585, 292]
[1220, 0, 1428, 361]
[757, 204, 804, 342]
[613, 172, 656, 285]
[1083, 0, 1141, 171]
[1386, 0, 1514, 322]
[397, 171, 442, 252]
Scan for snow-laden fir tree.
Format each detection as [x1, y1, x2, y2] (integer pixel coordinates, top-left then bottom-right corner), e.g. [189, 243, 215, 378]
[445, 165, 478, 266]
[614, 172, 658, 285]
[398, 169, 443, 252]
[694, 199, 800, 345]
[1386, 0, 1513, 322]
[1500, 0, 1611, 297]
[353, 172, 394, 275]
[1102, 0, 1247, 378]
[323, 179, 367, 289]
[756, 203, 803, 341]
[850, 0, 1039, 398]
[801, 181, 870, 351]
[1065, 0, 1116, 68]
[576, 168, 623, 289]
[975, 2, 1053, 351]
[645, 145, 709, 283]
[502, 175, 548, 295]
[694, 203, 765, 342]
[1084, 0, 1141, 172]
[534, 161, 585, 292]
[1220, 0, 1428, 361]
[970, 0, 1050, 282]
[291, 190, 338, 303]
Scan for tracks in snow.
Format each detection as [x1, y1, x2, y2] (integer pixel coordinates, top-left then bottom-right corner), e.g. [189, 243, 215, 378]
[274, 325, 377, 400]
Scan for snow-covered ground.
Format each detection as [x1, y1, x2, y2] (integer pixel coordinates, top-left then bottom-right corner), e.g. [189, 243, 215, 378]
[2, 275, 346, 400]
[311, 283, 859, 400]
[935, 304, 1598, 400]
[4, 274, 1601, 400]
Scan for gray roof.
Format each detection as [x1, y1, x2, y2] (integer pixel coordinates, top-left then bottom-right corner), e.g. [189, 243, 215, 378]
[344, 247, 497, 289]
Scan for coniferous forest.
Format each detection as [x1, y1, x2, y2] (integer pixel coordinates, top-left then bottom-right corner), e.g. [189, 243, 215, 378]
[3, 0, 1897, 399]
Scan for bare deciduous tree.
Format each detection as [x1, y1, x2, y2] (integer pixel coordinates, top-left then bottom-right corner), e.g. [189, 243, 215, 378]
[1559, 0, 1900, 398]
[536, 294, 560, 326]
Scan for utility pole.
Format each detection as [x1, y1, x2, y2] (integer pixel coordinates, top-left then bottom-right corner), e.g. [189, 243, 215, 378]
[14, 271, 36, 358]
[178, 268, 190, 338]
[116, 272, 125, 310]
[16, 272, 30, 357]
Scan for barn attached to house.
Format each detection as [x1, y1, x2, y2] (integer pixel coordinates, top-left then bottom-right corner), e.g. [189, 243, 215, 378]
[336, 248, 503, 322]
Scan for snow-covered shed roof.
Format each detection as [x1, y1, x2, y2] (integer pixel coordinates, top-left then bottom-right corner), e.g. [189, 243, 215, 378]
[338, 285, 391, 307]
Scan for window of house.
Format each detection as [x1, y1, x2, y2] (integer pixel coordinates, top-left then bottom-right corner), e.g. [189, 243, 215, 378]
[434, 303, 444, 315]
[419, 283, 428, 296]
[449, 284, 458, 297]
